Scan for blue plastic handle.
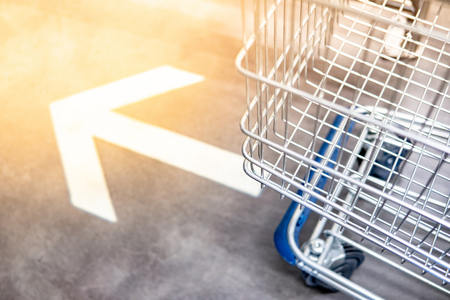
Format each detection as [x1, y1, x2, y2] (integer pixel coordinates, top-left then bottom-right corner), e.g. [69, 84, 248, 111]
[274, 114, 355, 265]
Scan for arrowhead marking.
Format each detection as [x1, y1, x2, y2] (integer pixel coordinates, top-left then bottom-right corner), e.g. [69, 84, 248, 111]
[50, 66, 260, 222]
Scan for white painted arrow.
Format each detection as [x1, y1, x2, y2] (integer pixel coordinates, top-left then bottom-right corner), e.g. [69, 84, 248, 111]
[50, 66, 261, 222]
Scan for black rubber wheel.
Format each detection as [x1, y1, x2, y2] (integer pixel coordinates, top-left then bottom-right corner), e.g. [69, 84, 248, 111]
[302, 243, 365, 292]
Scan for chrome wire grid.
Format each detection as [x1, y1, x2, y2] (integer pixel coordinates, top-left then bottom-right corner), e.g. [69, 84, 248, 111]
[237, 0, 450, 294]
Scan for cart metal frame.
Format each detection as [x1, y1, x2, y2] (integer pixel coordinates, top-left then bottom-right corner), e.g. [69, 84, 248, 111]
[236, 0, 450, 298]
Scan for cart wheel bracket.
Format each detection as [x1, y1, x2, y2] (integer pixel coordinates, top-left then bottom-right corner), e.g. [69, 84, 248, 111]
[300, 239, 364, 292]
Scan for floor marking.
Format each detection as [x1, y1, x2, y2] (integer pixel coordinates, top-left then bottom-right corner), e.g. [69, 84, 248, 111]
[50, 66, 261, 222]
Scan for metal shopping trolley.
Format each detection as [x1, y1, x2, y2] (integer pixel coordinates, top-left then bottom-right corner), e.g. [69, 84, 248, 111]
[236, 0, 450, 298]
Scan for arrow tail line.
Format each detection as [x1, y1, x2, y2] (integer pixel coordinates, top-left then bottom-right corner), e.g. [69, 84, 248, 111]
[92, 111, 261, 197]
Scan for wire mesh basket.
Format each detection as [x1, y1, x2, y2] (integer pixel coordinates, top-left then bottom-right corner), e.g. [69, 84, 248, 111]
[236, 0, 450, 298]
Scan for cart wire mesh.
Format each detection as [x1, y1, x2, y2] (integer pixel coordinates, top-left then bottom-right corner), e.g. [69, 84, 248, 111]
[237, 0, 450, 293]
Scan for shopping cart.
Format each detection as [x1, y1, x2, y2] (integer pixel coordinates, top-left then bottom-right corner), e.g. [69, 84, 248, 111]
[236, 0, 450, 298]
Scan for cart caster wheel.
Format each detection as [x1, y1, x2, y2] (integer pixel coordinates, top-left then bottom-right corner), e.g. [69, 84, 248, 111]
[302, 244, 364, 292]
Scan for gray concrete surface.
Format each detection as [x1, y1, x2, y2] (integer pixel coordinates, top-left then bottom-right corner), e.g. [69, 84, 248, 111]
[0, 0, 448, 299]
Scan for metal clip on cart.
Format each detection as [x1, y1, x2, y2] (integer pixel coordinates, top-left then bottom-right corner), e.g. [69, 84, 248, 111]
[236, 0, 450, 298]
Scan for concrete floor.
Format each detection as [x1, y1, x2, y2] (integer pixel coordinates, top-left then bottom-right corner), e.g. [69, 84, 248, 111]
[0, 0, 448, 299]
